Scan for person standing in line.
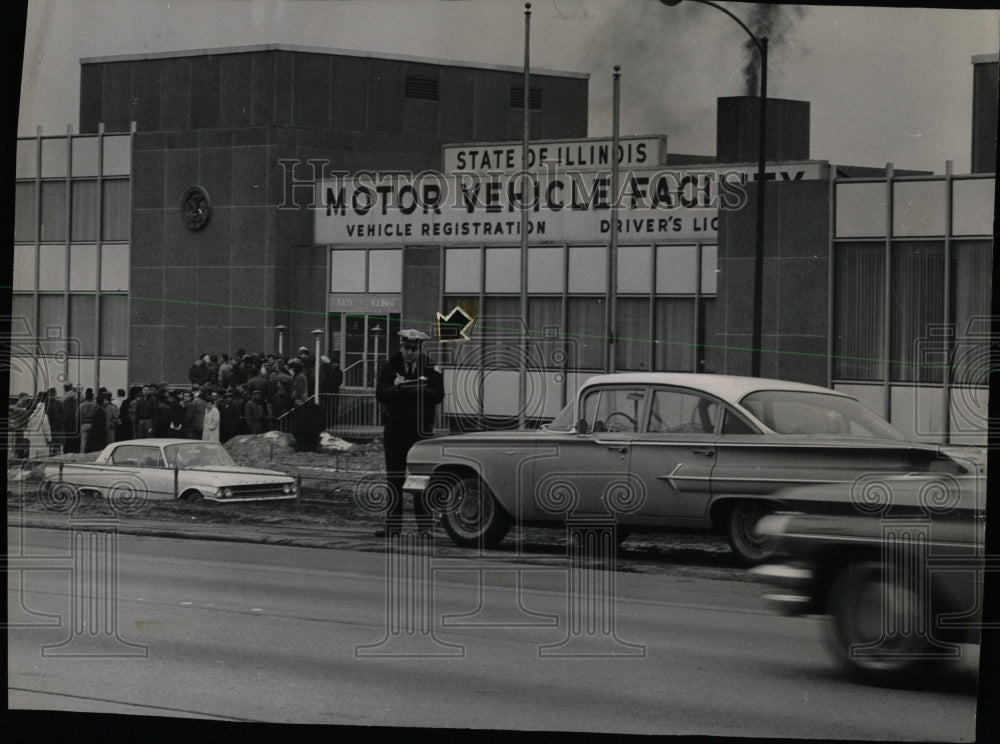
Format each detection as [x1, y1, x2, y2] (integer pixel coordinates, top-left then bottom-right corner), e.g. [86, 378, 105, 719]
[78, 388, 98, 453]
[318, 354, 343, 429]
[289, 359, 310, 406]
[202, 397, 221, 442]
[168, 390, 186, 437]
[188, 390, 207, 440]
[244, 390, 266, 435]
[374, 329, 445, 537]
[84, 393, 108, 453]
[45, 388, 65, 455]
[26, 396, 52, 458]
[102, 393, 121, 445]
[60, 383, 80, 455]
[133, 386, 157, 439]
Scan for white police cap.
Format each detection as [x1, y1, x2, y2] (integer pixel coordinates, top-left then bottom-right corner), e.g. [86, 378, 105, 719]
[398, 329, 429, 343]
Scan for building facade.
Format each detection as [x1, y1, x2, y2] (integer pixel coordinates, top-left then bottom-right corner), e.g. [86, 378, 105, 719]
[10, 45, 996, 444]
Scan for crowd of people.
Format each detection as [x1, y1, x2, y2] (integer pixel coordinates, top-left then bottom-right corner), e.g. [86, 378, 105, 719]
[9, 347, 343, 458]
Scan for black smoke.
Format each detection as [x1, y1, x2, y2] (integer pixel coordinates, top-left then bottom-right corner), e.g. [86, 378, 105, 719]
[743, 4, 808, 97]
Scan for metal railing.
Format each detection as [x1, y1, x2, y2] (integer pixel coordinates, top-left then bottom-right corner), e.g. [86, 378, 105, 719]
[274, 392, 446, 439]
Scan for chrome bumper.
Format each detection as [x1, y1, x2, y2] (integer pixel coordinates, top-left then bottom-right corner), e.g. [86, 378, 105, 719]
[403, 474, 430, 492]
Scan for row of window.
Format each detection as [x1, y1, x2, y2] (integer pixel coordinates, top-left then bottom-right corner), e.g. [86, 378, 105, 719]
[12, 243, 130, 293]
[441, 295, 715, 373]
[15, 180, 130, 243]
[835, 177, 994, 239]
[10, 293, 128, 358]
[832, 240, 991, 384]
[329, 243, 719, 297]
[16, 134, 132, 180]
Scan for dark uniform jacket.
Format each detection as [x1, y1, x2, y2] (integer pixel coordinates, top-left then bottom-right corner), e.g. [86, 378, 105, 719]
[375, 351, 445, 441]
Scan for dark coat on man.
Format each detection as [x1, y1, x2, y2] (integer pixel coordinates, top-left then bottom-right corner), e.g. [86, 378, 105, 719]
[60, 388, 80, 453]
[375, 351, 445, 519]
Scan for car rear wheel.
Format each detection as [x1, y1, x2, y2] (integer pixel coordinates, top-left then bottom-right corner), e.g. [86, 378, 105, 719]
[725, 500, 778, 565]
[439, 475, 510, 548]
[825, 563, 930, 685]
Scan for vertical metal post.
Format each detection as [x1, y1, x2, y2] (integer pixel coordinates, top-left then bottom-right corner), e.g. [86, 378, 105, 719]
[518, 2, 532, 428]
[608, 66, 621, 374]
[750, 37, 768, 377]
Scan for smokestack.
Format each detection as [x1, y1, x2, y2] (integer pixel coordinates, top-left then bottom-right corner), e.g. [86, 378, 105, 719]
[716, 96, 810, 163]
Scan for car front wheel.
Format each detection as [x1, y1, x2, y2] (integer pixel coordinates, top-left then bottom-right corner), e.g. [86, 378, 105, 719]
[725, 500, 778, 565]
[439, 475, 511, 548]
[825, 563, 930, 685]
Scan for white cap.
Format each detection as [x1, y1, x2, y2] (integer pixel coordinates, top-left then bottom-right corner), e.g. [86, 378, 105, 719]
[398, 329, 429, 343]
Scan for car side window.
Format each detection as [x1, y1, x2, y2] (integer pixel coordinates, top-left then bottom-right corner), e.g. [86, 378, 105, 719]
[721, 409, 759, 434]
[646, 389, 718, 434]
[580, 387, 647, 433]
[112, 446, 163, 467]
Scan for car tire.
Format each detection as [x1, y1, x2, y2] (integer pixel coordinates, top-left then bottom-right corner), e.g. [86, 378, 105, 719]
[439, 474, 511, 548]
[725, 500, 778, 565]
[179, 489, 203, 502]
[825, 562, 931, 686]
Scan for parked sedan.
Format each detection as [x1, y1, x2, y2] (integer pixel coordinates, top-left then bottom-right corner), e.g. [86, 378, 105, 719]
[404, 373, 984, 563]
[41, 438, 298, 508]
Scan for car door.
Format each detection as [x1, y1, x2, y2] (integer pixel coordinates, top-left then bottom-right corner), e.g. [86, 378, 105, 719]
[626, 386, 721, 525]
[529, 384, 647, 518]
[107, 444, 175, 498]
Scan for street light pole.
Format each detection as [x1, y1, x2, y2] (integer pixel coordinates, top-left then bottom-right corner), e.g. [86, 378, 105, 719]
[660, 0, 767, 377]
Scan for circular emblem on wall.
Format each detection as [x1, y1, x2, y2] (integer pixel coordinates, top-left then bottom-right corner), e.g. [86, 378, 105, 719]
[181, 186, 212, 230]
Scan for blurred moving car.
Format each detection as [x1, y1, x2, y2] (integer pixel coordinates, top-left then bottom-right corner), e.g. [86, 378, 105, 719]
[404, 373, 984, 563]
[751, 497, 986, 685]
[41, 438, 298, 506]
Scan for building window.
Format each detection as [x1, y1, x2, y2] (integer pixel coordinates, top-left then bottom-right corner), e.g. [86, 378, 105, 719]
[38, 295, 66, 341]
[69, 294, 96, 356]
[40, 181, 67, 242]
[404, 75, 439, 102]
[528, 297, 563, 369]
[951, 240, 992, 386]
[833, 242, 885, 381]
[100, 295, 129, 357]
[567, 297, 605, 370]
[71, 181, 99, 242]
[654, 297, 696, 372]
[102, 179, 130, 242]
[890, 242, 944, 383]
[11, 294, 35, 338]
[510, 85, 542, 111]
[615, 297, 650, 371]
[15, 182, 36, 243]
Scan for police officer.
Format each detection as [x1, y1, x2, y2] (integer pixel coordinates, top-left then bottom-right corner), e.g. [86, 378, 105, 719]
[375, 329, 444, 536]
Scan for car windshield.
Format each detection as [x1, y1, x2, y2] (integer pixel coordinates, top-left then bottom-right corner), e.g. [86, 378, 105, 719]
[739, 390, 904, 438]
[163, 442, 236, 468]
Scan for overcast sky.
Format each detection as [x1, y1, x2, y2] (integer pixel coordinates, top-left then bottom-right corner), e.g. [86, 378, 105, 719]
[17, 0, 1000, 174]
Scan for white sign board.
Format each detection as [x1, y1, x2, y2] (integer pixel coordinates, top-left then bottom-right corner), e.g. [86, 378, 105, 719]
[315, 162, 829, 245]
[443, 136, 667, 174]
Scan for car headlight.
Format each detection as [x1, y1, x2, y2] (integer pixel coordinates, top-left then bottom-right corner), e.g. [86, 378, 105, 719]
[223, 487, 233, 498]
[283, 482, 296, 494]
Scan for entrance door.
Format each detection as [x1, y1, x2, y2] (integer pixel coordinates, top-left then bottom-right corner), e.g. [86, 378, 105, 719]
[335, 313, 400, 387]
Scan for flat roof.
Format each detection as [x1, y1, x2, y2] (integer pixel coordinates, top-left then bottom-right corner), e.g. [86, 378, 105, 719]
[80, 43, 589, 80]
